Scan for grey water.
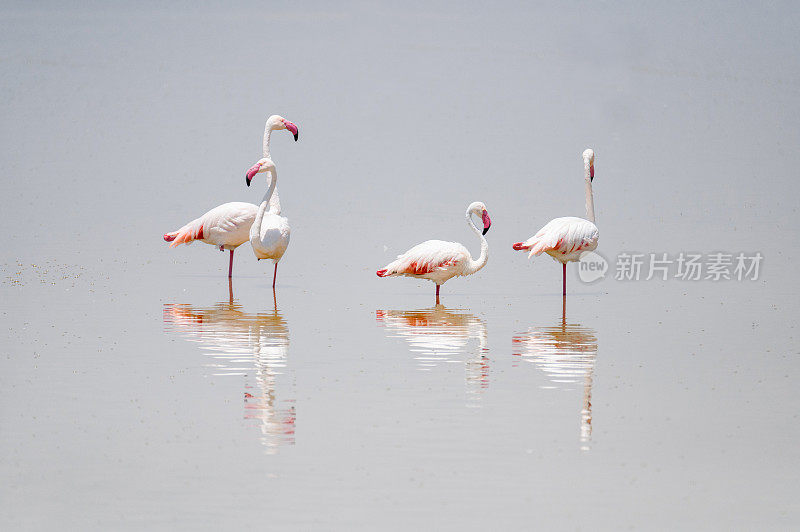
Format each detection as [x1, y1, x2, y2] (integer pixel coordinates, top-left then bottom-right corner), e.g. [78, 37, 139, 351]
[2, 2, 799, 529]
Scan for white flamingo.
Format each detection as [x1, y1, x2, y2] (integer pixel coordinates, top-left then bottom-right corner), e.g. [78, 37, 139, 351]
[377, 202, 492, 304]
[513, 149, 599, 295]
[246, 157, 290, 289]
[162, 115, 299, 278]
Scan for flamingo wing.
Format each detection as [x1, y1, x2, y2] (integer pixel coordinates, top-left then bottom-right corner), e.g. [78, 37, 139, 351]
[206, 202, 258, 235]
[514, 217, 598, 258]
[378, 240, 468, 277]
[165, 217, 205, 247]
[164, 202, 257, 248]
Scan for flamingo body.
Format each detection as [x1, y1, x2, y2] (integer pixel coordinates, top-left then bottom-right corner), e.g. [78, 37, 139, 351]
[164, 202, 257, 250]
[250, 212, 290, 262]
[512, 216, 598, 264]
[377, 240, 474, 286]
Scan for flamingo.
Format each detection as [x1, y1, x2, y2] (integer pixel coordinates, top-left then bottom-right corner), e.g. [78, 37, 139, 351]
[246, 158, 290, 289]
[512, 149, 599, 296]
[162, 114, 299, 278]
[377, 202, 492, 304]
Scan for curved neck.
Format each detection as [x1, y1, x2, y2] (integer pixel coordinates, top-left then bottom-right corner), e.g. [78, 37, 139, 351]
[268, 185, 281, 215]
[465, 211, 489, 275]
[262, 121, 281, 214]
[254, 167, 278, 234]
[262, 122, 273, 159]
[584, 164, 596, 224]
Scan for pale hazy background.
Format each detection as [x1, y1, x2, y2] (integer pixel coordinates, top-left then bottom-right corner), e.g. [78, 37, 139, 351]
[2, 2, 799, 530]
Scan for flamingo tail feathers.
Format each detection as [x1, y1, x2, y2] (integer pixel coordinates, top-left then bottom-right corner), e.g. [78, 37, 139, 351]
[512, 239, 552, 258]
[164, 220, 204, 248]
[527, 240, 552, 258]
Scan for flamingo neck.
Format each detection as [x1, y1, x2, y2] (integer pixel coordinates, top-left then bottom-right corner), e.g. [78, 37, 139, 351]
[262, 122, 274, 159]
[584, 164, 596, 224]
[262, 122, 281, 215]
[465, 210, 489, 275]
[253, 168, 278, 243]
[268, 183, 282, 215]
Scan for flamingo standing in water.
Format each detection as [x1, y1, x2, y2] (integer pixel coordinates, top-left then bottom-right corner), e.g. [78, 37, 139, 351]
[377, 202, 492, 304]
[244, 115, 298, 289]
[163, 115, 299, 278]
[512, 149, 599, 296]
[246, 158, 289, 289]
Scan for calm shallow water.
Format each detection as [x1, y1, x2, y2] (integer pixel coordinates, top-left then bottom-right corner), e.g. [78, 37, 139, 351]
[163, 286, 296, 453]
[2, 2, 799, 530]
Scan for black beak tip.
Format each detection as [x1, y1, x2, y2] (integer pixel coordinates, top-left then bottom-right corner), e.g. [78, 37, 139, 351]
[293, 133, 299, 141]
[482, 227, 490, 235]
[246, 176, 251, 187]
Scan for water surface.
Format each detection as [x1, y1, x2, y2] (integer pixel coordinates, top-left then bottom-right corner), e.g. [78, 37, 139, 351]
[2, 2, 799, 530]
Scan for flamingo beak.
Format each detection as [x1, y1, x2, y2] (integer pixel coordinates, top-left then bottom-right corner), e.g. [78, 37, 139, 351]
[589, 162, 594, 181]
[284, 120, 299, 141]
[482, 210, 492, 235]
[245, 163, 261, 187]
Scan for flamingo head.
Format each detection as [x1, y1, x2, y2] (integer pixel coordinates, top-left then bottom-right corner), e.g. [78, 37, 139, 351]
[468, 201, 492, 235]
[583, 148, 595, 181]
[268, 114, 299, 141]
[245, 157, 275, 187]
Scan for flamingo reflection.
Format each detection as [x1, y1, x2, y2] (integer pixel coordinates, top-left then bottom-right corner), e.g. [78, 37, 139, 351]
[512, 304, 597, 450]
[376, 305, 489, 405]
[163, 281, 294, 453]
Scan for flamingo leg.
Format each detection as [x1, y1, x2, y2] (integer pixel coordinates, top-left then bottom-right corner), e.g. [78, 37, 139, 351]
[228, 249, 234, 278]
[436, 284, 440, 305]
[272, 263, 278, 290]
[562, 263, 567, 296]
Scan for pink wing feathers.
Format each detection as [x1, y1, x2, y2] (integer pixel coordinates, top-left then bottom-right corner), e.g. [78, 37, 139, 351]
[164, 218, 205, 247]
[377, 240, 467, 277]
[513, 217, 598, 258]
[163, 202, 257, 249]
